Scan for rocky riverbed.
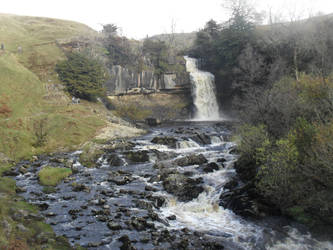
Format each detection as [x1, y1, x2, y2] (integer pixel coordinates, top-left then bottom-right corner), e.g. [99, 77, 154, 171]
[6, 122, 333, 249]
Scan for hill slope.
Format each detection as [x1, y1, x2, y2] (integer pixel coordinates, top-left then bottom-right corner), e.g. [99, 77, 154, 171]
[0, 14, 127, 160]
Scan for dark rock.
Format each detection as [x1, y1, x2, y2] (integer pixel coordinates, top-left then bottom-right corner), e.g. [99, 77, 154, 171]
[45, 212, 56, 217]
[167, 215, 177, 220]
[145, 185, 158, 192]
[68, 209, 81, 216]
[125, 151, 149, 163]
[19, 166, 28, 174]
[72, 183, 90, 192]
[15, 186, 26, 193]
[128, 217, 149, 231]
[151, 136, 177, 148]
[145, 118, 159, 127]
[106, 154, 124, 166]
[217, 158, 227, 163]
[151, 149, 177, 161]
[175, 154, 208, 167]
[163, 174, 204, 202]
[202, 162, 219, 173]
[107, 222, 122, 230]
[108, 176, 133, 185]
[223, 178, 238, 190]
[147, 195, 166, 208]
[38, 203, 49, 211]
[119, 235, 136, 250]
[107, 140, 135, 151]
[191, 133, 211, 145]
[2, 169, 19, 176]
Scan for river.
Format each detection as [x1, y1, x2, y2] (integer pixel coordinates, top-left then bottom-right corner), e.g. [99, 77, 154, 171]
[12, 121, 333, 249]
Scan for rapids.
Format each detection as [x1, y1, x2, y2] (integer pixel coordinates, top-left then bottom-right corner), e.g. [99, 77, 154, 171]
[12, 122, 333, 249]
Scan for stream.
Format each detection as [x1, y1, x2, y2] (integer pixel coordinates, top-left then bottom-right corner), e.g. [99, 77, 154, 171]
[12, 122, 333, 249]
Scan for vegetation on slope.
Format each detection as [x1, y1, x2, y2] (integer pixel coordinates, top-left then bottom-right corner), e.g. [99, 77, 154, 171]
[189, 2, 333, 227]
[0, 14, 108, 161]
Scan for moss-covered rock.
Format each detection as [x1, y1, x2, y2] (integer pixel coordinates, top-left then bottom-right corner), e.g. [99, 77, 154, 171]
[38, 167, 72, 186]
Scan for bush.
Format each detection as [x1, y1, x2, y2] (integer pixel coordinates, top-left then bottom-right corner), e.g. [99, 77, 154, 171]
[38, 167, 72, 186]
[56, 52, 107, 101]
[32, 117, 49, 147]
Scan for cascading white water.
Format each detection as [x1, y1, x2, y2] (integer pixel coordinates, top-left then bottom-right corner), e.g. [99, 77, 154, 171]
[185, 56, 220, 120]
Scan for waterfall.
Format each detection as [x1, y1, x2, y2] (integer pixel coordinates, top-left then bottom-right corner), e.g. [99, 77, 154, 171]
[185, 56, 220, 120]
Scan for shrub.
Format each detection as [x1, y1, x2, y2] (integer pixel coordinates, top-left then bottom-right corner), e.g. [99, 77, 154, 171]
[38, 167, 72, 186]
[32, 117, 49, 147]
[56, 52, 107, 102]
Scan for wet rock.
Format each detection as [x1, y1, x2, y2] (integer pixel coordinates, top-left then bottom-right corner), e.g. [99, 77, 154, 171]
[223, 178, 238, 190]
[125, 150, 149, 163]
[146, 195, 166, 208]
[163, 174, 204, 202]
[45, 212, 56, 217]
[38, 203, 49, 211]
[15, 186, 26, 193]
[119, 235, 136, 250]
[135, 200, 153, 210]
[219, 182, 261, 218]
[167, 215, 177, 220]
[107, 140, 135, 151]
[105, 154, 124, 166]
[128, 217, 150, 231]
[108, 176, 133, 185]
[145, 117, 159, 126]
[2, 169, 19, 176]
[202, 162, 219, 173]
[91, 209, 111, 216]
[145, 185, 158, 192]
[68, 209, 81, 216]
[97, 215, 108, 222]
[175, 154, 208, 167]
[151, 136, 177, 148]
[70, 165, 79, 174]
[203, 241, 225, 250]
[107, 222, 122, 230]
[19, 166, 28, 174]
[50, 157, 65, 163]
[151, 149, 177, 161]
[217, 158, 227, 163]
[72, 183, 90, 192]
[191, 132, 211, 145]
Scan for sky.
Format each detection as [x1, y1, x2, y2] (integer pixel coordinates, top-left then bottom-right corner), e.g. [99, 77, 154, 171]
[2, 0, 333, 39]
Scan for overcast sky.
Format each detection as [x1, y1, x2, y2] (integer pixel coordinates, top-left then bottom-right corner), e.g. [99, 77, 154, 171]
[2, 0, 333, 39]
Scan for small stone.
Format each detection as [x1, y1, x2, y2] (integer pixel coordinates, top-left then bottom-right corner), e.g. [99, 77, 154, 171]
[167, 215, 176, 220]
[107, 222, 122, 230]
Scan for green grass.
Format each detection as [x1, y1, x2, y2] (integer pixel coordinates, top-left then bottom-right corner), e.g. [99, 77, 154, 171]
[38, 167, 72, 186]
[0, 14, 108, 161]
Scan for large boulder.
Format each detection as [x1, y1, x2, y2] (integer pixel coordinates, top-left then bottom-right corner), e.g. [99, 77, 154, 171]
[175, 154, 208, 167]
[163, 173, 204, 202]
[219, 181, 280, 218]
[151, 136, 177, 148]
[202, 162, 219, 173]
[191, 133, 211, 145]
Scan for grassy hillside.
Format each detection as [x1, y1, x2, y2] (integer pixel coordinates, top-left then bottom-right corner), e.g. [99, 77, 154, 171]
[0, 13, 107, 161]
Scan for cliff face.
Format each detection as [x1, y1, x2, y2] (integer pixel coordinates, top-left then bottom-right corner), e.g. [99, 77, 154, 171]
[105, 65, 191, 95]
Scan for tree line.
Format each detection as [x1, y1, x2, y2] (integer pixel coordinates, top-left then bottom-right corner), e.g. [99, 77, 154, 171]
[189, 0, 333, 227]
